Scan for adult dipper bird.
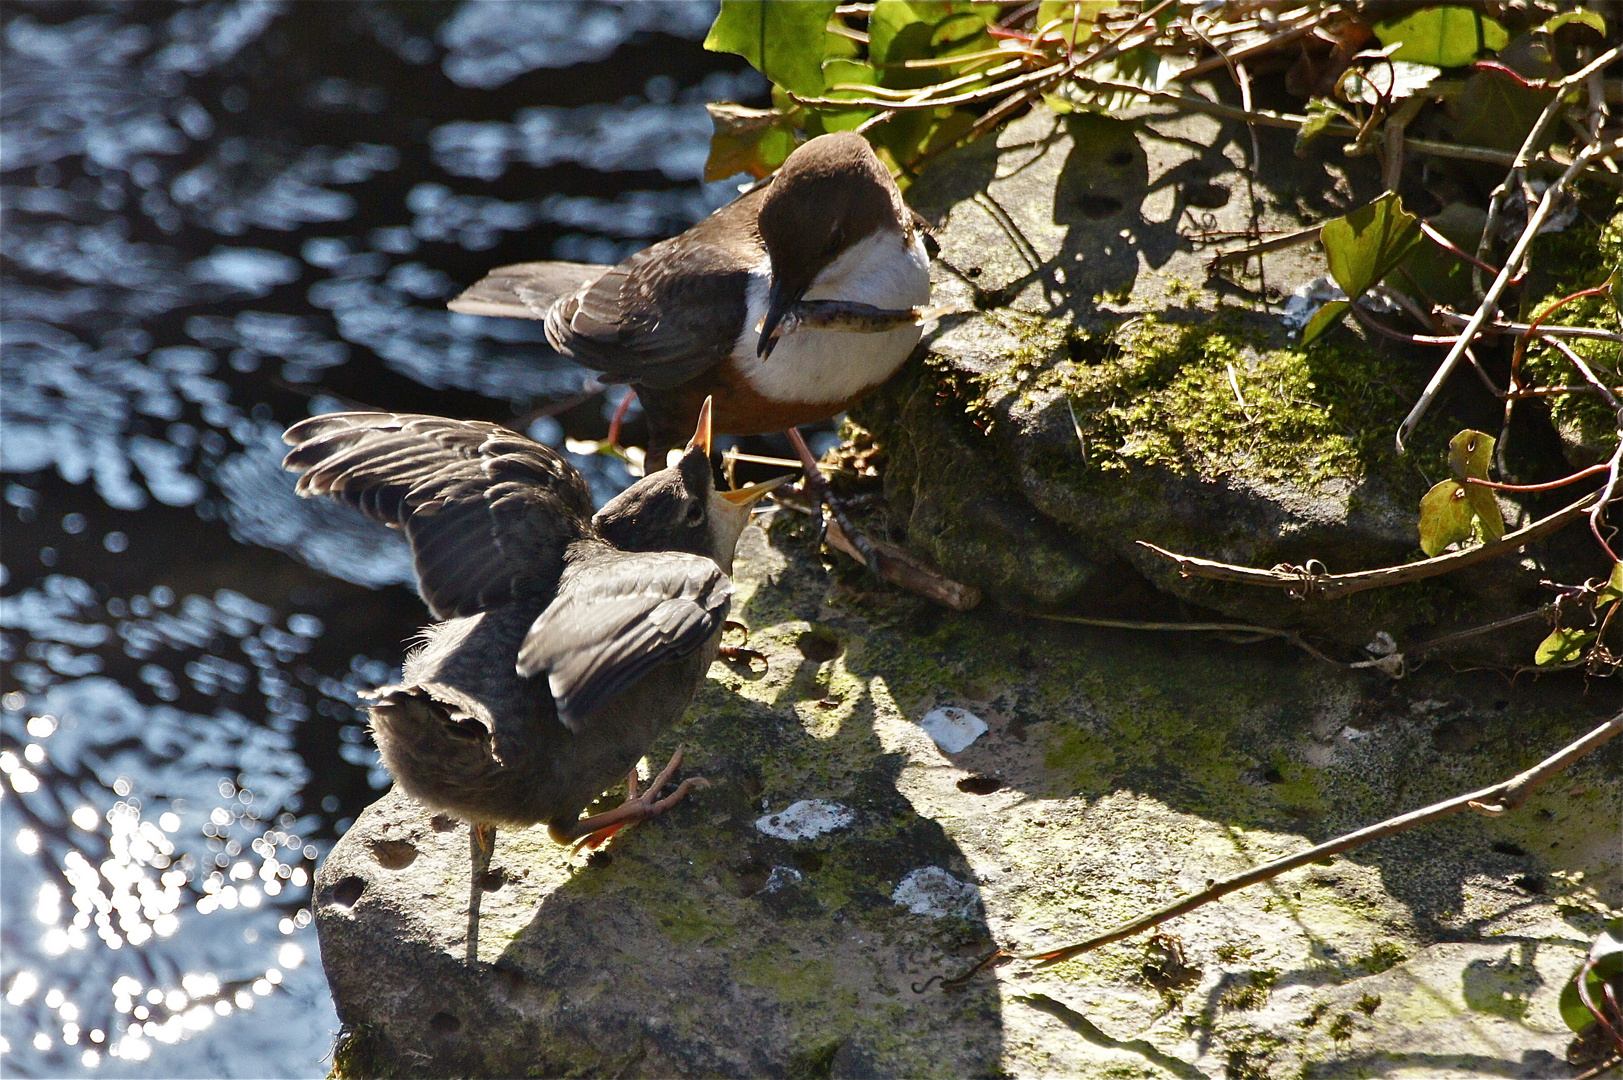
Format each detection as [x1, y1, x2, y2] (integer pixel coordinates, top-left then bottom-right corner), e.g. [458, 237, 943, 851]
[449, 131, 934, 462]
[282, 403, 783, 880]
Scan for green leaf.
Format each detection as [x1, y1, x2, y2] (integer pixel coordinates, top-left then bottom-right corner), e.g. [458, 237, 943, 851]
[1035, 1, 1111, 48]
[815, 59, 881, 132]
[705, 1, 842, 96]
[1295, 98, 1346, 156]
[1539, 10, 1607, 40]
[1301, 299, 1350, 347]
[1445, 67, 1553, 154]
[1447, 429, 1495, 481]
[1537, 627, 1596, 666]
[1397, 202, 1486, 309]
[1559, 918, 1623, 1031]
[1598, 561, 1623, 606]
[1321, 192, 1423, 300]
[1373, 7, 1509, 68]
[869, 1, 995, 89]
[1419, 479, 1475, 556]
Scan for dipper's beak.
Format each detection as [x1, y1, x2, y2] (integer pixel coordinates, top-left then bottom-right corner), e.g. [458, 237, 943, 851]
[684, 396, 714, 455]
[756, 277, 802, 360]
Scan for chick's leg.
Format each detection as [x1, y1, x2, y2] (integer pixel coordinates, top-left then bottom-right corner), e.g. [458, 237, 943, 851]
[548, 746, 709, 852]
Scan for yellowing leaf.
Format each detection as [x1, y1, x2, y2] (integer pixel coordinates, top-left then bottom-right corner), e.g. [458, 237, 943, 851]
[703, 104, 797, 180]
[1419, 479, 1475, 556]
[1446, 429, 1495, 481]
[1464, 484, 1505, 542]
[1373, 7, 1509, 68]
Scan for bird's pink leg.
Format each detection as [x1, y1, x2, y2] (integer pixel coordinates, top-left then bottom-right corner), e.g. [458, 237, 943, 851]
[549, 746, 709, 852]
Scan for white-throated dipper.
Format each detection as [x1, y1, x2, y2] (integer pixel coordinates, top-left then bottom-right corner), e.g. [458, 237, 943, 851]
[449, 131, 934, 464]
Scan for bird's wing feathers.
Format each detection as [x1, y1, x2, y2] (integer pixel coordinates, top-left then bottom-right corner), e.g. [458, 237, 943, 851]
[517, 551, 732, 731]
[543, 194, 764, 389]
[446, 260, 613, 320]
[282, 412, 594, 619]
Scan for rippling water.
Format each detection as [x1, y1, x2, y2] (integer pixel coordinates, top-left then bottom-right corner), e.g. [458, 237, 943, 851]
[1, 3, 760, 1074]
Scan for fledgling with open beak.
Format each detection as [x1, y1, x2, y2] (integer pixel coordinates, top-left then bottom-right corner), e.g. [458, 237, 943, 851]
[281, 398, 786, 951]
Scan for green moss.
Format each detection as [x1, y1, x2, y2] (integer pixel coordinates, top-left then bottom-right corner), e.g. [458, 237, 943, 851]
[1029, 314, 1413, 485]
[1270, 760, 1329, 819]
[1356, 940, 1406, 974]
[1522, 208, 1622, 465]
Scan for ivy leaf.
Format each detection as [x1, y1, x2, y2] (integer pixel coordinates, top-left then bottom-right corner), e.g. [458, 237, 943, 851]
[705, 1, 841, 96]
[1559, 918, 1623, 1032]
[1295, 98, 1346, 156]
[1536, 626, 1596, 666]
[1539, 10, 1607, 40]
[1373, 7, 1509, 68]
[816, 58, 881, 132]
[869, 1, 995, 90]
[1035, 1, 1113, 49]
[1445, 430, 1504, 542]
[1446, 67, 1553, 155]
[1419, 479, 1475, 556]
[703, 104, 798, 180]
[1446, 429, 1495, 481]
[1321, 192, 1423, 300]
[1301, 299, 1351, 347]
[1597, 561, 1623, 607]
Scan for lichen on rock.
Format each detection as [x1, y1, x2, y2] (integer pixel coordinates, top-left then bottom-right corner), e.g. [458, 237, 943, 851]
[317, 519, 1619, 1079]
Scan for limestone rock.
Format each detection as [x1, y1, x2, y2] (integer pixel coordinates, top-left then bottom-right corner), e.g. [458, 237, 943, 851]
[853, 104, 1604, 660]
[317, 520, 1618, 1078]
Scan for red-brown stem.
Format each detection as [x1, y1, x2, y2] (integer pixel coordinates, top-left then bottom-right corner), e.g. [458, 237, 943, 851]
[1419, 220, 1502, 277]
[1465, 465, 1610, 492]
[1514, 280, 1618, 378]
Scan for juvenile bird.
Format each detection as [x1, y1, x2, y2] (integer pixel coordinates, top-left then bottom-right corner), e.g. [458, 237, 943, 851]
[449, 131, 933, 466]
[282, 402, 783, 889]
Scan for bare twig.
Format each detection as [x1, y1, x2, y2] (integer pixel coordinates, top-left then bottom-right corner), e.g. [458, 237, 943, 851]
[824, 518, 983, 610]
[1026, 709, 1623, 966]
[1396, 136, 1623, 452]
[1475, 46, 1623, 297]
[1207, 222, 1321, 268]
[1023, 612, 1348, 667]
[1174, 9, 1325, 81]
[1137, 490, 1600, 601]
[1435, 312, 1623, 345]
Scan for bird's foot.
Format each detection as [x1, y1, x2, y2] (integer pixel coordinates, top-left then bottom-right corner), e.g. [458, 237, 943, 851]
[552, 746, 710, 852]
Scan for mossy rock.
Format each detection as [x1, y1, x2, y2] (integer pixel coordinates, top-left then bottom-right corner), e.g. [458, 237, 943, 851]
[316, 521, 1619, 1078]
[854, 105, 1609, 662]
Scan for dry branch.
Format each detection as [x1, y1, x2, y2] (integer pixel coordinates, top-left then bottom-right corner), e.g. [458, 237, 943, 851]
[1026, 709, 1623, 967]
[1138, 491, 1598, 600]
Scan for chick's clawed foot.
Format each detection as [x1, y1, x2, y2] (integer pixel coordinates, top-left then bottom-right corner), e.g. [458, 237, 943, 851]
[550, 745, 710, 852]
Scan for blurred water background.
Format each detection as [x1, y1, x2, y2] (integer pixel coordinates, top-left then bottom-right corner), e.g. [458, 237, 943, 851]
[0, 3, 767, 1074]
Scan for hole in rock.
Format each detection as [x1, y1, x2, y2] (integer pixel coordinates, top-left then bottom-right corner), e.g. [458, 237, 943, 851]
[329, 876, 366, 908]
[957, 776, 1003, 795]
[369, 839, 417, 870]
[796, 629, 842, 663]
